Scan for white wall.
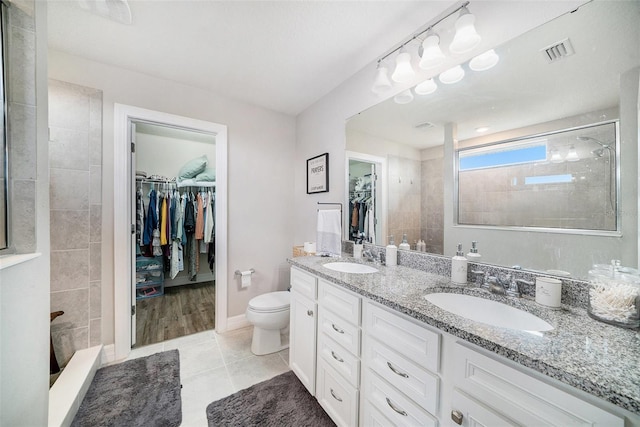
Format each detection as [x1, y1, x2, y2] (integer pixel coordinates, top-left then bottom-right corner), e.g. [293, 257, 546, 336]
[0, 1, 50, 425]
[49, 50, 296, 343]
[294, 1, 586, 245]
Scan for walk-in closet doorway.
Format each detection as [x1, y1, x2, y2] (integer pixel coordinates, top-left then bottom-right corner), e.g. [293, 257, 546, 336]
[133, 122, 218, 347]
[114, 105, 228, 360]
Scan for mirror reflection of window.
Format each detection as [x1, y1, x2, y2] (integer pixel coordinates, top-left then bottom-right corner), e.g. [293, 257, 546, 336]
[457, 121, 618, 232]
[0, 4, 7, 251]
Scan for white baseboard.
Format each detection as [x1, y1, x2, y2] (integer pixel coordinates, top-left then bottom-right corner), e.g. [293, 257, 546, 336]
[225, 314, 251, 331]
[101, 344, 116, 365]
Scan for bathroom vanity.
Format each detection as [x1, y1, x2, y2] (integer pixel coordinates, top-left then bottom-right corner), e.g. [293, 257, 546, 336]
[288, 256, 640, 427]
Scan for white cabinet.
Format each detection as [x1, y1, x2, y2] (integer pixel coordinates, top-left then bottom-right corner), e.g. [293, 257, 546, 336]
[289, 267, 317, 395]
[450, 389, 518, 427]
[449, 342, 624, 427]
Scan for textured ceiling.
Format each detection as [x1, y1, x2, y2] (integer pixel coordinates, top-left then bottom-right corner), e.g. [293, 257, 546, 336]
[47, 0, 457, 115]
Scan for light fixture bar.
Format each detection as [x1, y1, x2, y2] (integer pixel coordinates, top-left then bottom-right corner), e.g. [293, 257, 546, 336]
[375, 1, 470, 66]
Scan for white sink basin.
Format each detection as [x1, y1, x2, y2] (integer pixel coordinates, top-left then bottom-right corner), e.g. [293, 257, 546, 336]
[424, 293, 553, 332]
[323, 262, 378, 274]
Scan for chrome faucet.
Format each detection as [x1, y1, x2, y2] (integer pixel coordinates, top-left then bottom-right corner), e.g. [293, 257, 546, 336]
[362, 249, 377, 263]
[487, 274, 533, 298]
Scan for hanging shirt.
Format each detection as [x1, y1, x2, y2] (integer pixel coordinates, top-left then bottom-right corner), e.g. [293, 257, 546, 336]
[143, 189, 157, 246]
[184, 194, 195, 235]
[160, 196, 168, 246]
[195, 193, 205, 240]
[204, 192, 214, 244]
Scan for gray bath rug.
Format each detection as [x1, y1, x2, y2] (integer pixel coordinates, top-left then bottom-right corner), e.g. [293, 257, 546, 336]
[71, 349, 181, 427]
[206, 370, 335, 426]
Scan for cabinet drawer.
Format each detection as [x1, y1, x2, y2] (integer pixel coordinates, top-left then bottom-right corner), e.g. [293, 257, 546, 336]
[363, 369, 437, 427]
[318, 279, 361, 325]
[451, 388, 518, 426]
[317, 361, 359, 427]
[319, 334, 360, 388]
[363, 335, 439, 415]
[290, 267, 317, 300]
[319, 307, 360, 356]
[361, 399, 394, 427]
[453, 342, 624, 427]
[364, 302, 440, 373]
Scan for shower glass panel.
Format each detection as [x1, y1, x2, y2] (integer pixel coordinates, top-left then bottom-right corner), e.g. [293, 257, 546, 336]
[0, 4, 7, 250]
[456, 121, 618, 232]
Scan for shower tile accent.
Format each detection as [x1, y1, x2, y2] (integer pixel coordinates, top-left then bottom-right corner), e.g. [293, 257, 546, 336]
[49, 80, 103, 367]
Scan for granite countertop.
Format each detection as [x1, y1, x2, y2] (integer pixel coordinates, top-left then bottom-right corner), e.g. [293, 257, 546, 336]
[288, 255, 640, 416]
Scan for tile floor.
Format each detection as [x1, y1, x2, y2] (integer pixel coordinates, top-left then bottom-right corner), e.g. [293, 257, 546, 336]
[126, 326, 290, 427]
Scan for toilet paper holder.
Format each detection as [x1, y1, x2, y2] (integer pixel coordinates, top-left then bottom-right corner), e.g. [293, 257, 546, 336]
[235, 268, 255, 276]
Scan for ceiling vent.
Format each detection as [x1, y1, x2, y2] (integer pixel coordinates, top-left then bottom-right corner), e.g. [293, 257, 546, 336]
[541, 38, 575, 63]
[415, 121, 435, 130]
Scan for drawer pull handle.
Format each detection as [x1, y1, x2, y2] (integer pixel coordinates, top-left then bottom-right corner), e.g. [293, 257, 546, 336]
[306, 310, 313, 317]
[387, 362, 409, 378]
[330, 388, 343, 402]
[451, 409, 464, 425]
[385, 397, 407, 416]
[331, 323, 345, 334]
[331, 351, 344, 363]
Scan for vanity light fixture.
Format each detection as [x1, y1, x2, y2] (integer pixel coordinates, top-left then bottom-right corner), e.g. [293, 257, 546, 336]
[394, 89, 414, 104]
[469, 49, 499, 71]
[415, 78, 438, 95]
[439, 65, 465, 84]
[371, 1, 481, 95]
[449, 6, 482, 54]
[419, 30, 446, 70]
[391, 47, 415, 83]
[372, 63, 393, 94]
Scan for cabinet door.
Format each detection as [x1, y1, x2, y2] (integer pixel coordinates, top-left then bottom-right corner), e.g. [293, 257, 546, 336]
[290, 290, 317, 395]
[451, 389, 518, 427]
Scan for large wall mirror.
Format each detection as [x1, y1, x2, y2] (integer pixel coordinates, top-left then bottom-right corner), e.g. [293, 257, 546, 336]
[346, 0, 639, 279]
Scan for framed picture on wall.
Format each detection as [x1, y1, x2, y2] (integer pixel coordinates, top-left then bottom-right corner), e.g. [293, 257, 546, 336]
[307, 153, 329, 194]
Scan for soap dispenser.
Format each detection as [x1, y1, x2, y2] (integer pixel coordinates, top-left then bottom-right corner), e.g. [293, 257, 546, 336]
[399, 233, 411, 251]
[386, 235, 398, 266]
[467, 241, 482, 262]
[451, 243, 468, 284]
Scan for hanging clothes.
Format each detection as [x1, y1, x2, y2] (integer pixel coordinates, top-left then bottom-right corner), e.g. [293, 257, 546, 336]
[143, 189, 157, 246]
[136, 188, 145, 246]
[195, 193, 204, 240]
[204, 191, 214, 244]
[160, 195, 168, 246]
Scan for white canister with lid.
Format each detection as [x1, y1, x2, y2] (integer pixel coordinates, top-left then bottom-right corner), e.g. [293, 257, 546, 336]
[535, 277, 562, 308]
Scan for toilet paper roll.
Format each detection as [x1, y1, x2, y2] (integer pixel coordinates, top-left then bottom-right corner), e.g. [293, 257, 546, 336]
[240, 270, 252, 288]
[304, 242, 316, 253]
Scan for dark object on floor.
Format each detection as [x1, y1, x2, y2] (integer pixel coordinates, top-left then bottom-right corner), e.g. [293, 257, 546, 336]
[206, 370, 335, 427]
[50, 310, 64, 374]
[71, 350, 182, 427]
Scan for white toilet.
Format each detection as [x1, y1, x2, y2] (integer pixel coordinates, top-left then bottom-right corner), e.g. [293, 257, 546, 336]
[246, 291, 291, 355]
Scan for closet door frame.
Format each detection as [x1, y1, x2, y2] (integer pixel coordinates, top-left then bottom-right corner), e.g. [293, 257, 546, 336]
[345, 151, 387, 246]
[113, 103, 228, 361]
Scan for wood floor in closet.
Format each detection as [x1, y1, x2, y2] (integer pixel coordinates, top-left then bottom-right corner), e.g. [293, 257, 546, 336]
[135, 281, 216, 347]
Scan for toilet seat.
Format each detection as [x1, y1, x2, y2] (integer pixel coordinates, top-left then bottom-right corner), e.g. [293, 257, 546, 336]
[248, 291, 290, 313]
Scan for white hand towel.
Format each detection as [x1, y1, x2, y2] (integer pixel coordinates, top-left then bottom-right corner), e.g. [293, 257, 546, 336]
[317, 209, 342, 257]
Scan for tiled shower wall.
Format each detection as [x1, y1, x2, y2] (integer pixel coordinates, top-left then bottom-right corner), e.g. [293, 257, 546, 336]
[458, 157, 614, 230]
[7, 0, 37, 253]
[387, 155, 422, 248]
[421, 156, 444, 254]
[49, 80, 103, 367]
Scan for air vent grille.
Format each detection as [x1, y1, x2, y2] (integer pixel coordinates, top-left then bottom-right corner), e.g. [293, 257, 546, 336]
[415, 122, 435, 130]
[541, 38, 575, 63]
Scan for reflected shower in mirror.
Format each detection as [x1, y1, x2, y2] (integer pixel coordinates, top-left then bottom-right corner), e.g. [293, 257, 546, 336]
[457, 121, 618, 232]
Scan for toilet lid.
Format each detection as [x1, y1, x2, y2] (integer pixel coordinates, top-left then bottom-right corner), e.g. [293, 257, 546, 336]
[248, 291, 290, 312]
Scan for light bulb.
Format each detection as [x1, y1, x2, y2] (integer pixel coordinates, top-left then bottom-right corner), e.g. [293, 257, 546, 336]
[415, 79, 437, 95]
[419, 32, 445, 70]
[469, 49, 499, 71]
[566, 145, 580, 162]
[449, 7, 481, 54]
[550, 149, 564, 163]
[371, 65, 392, 95]
[394, 89, 414, 104]
[391, 49, 415, 83]
[439, 65, 465, 84]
